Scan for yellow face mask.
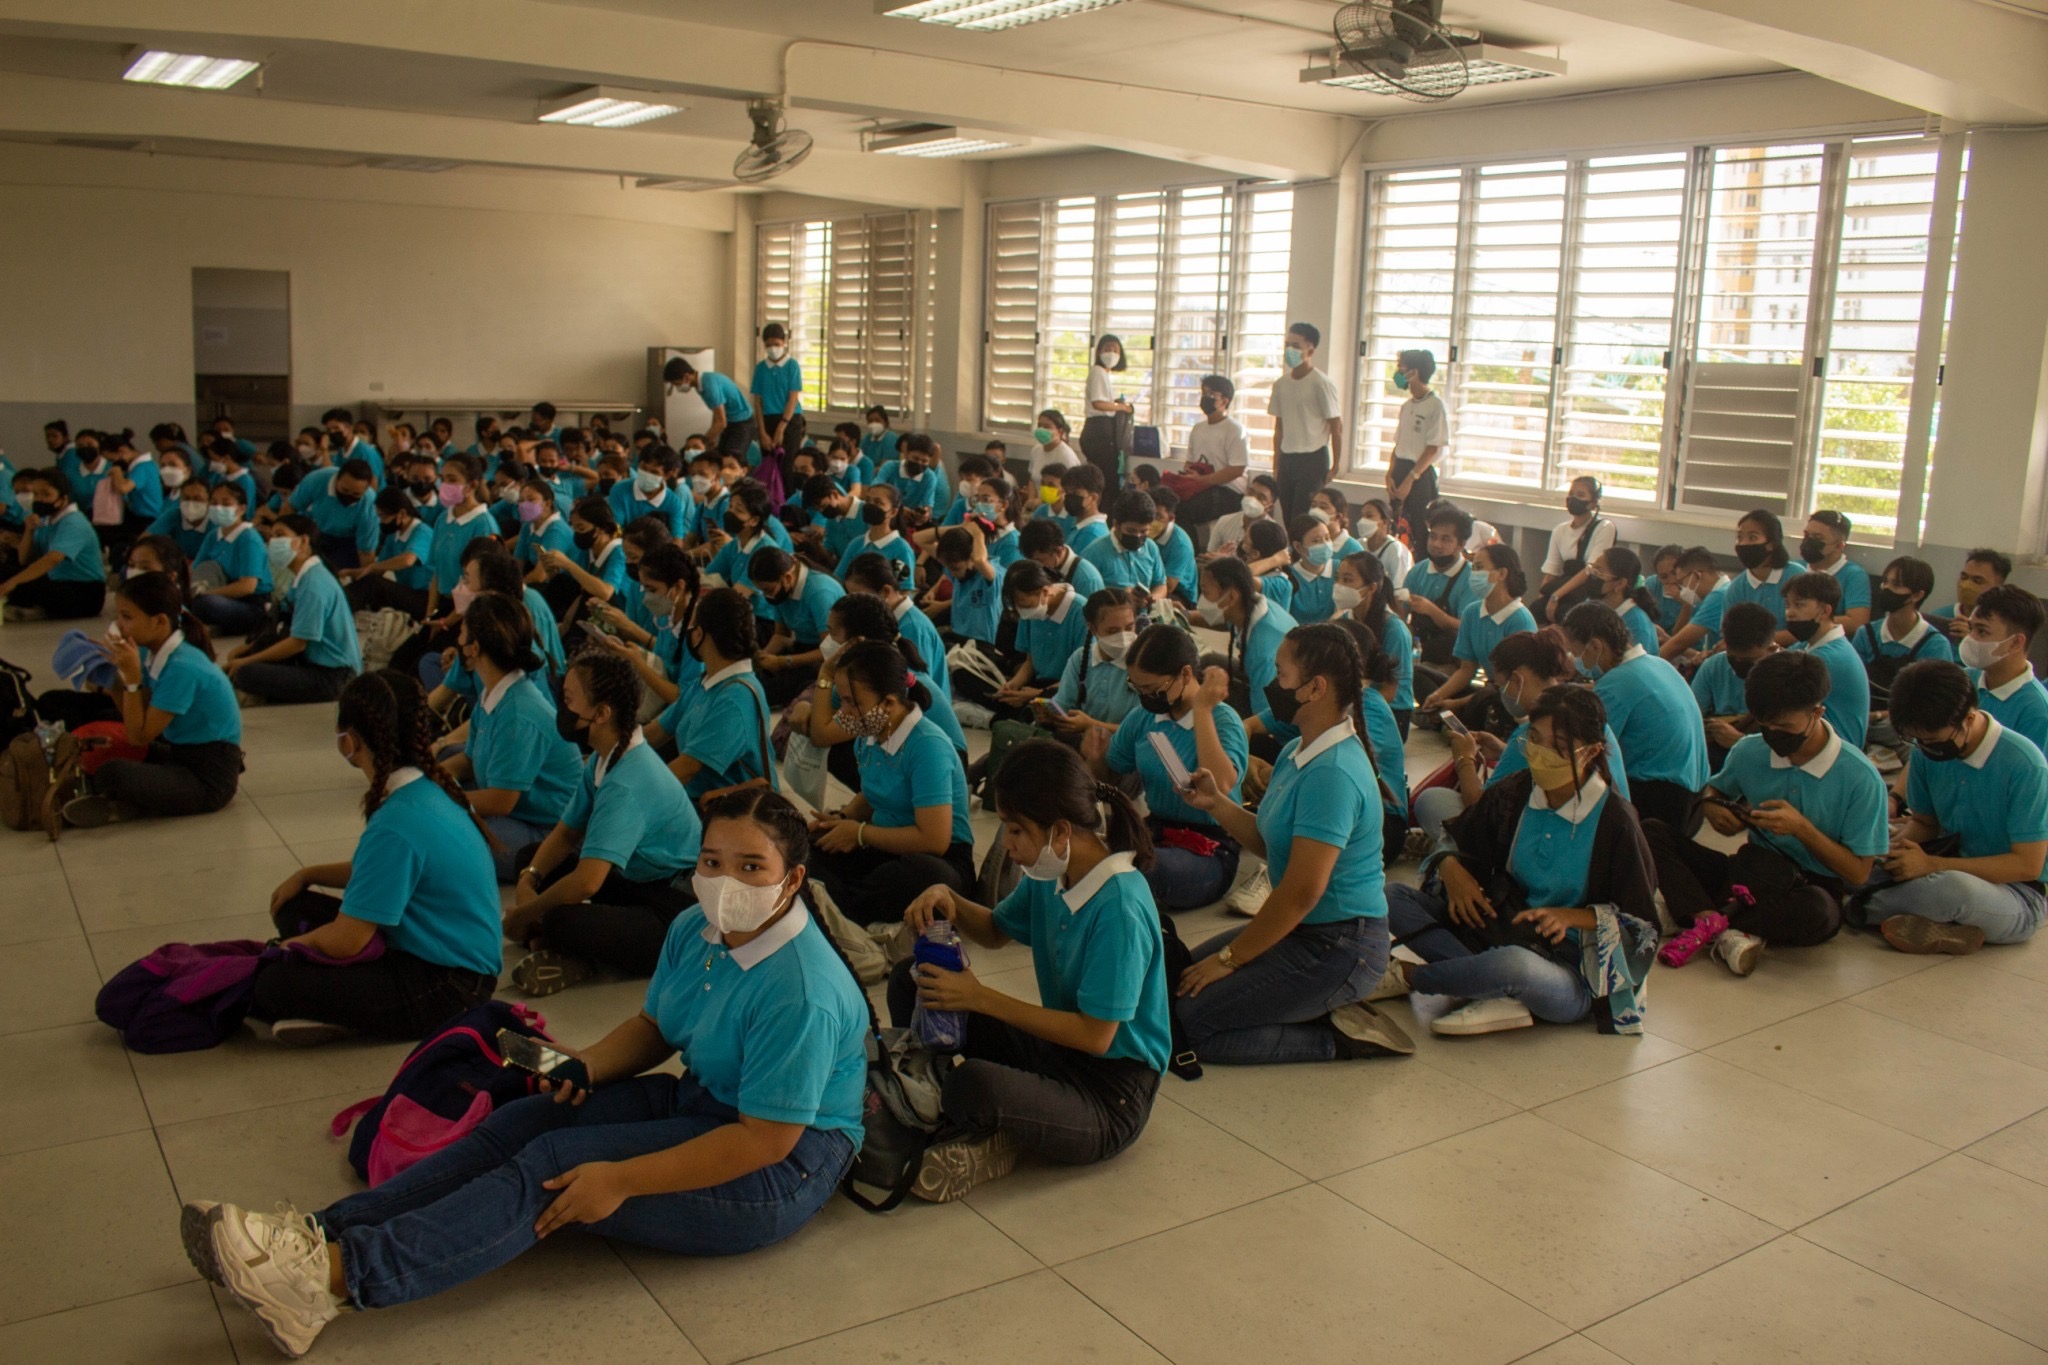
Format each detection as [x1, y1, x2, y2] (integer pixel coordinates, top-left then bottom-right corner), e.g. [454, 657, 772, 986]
[1956, 579, 1983, 612]
[1040, 485, 1060, 506]
[1523, 738, 1581, 791]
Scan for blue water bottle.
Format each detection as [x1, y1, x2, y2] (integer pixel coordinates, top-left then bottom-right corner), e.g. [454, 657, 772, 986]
[911, 920, 969, 1052]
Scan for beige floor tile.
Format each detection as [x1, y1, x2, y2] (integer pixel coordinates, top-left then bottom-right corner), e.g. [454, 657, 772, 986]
[51, 795, 284, 860]
[1168, 1049, 1516, 1179]
[962, 1095, 1304, 1264]
[1537, 1054, 1944, 1228]
[245, 785, 370, 847]
[1969, 1109, 2048, 1187]
[744, 1269, 1165, 1365]
[1511, 1338, 1633, 1365]
[87, 910, 280, 982]
[237, 742, 362, 797]
[1708, 1002, 2048, 1148]
[1951, 931, 2048, 986]
[290, 836, 363, 868]
[0, 934, 104, 1035]
[1637, 957, 1828, 1050]
[503, 975, 657, 1043]
[1585, 1235, 2048, 1365]
[1759, 928, 1945, 998]
[1325, 1113, 1775, 1329]
[157, 1090, 371, 1214]
[218, 1235, 705, 1363]
[63, 844, 306, 933]
[1061, 1185, 1567, 1365]
[0, 1282, 234, 1365]
[0, 1130, 194, 1325]
[0, 832, 62, 878]
[3, 1022, 150, 1157]
[0, 868, 79, 946]
[127, 1032, 415, 1127]
[1405, 1010, 1692, 1109]
[1853, 959, 2048, 1071]
[1806, 1154, 2048, 1348]
[623, 1197, 1039, 1363]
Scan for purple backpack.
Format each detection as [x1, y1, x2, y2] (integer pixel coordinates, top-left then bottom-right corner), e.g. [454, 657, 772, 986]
[96, 936, 386, 1054]
[331, 1000, 557, 1186]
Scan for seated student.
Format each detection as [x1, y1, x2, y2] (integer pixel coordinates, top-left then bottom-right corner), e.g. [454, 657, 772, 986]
[844, 550, 950, 699]
[828, 427, 869, 494]
[1331, 617, 1411, 862]
[438, 594, 582, 883]
[796, 592, 965, 793]
[202, 438, 262, 518]
[994, 559, 1092, 709]
[1797, 509, 1873, 635]
[1082, 488, 1166, 597]
[1019, 516, 1105, 596]
[513, 476, 574, 579]
[1059, 464, 1110, 553]
[1856, 555, 1956, 740]
[56, 428, 110, 506]
[1930, 547, 2012, 642]
[1043, 589, 1141, 742]
[340, 488, 435, 619]
[681, 447, 732, 546]
[778, 445, 824, 518]
[102, 432, 166, 544]
[1413, 629, 1633, 847]
[931, 524, 1006, 650]
[1660, 545, 1730, 661]
[424, 455, 498, 618]
[59, 572, 242, 828]
[187, 482, 274, 634]
[749, 544, 844, 707]
[150, 466, 213, 560]
[1203, 556, 1300, 759]
[537, 497, 630, 622]
[1307, 486, 1364, 558]
[589, 543, 701, 707]
[1242, 517, 1296, 612]
[1354, 496, 1414, 597]
[1025, 410, 1081, 488]
[1853, 660, 2048, 954]
[1647, 544, 1688, 634]
[1280, 514, 1340, 624]
[245, 671, 500, 1046]
[1175, 624, 1411, 1062]
[416, 541, 563, 697]
[1383, 686, 1658, 1036]
[1692, 601, 1780, 768]
[1146, 486, 1199, 607]
[124, 533, 192, 599]
[1402, 503, 1481, 676]
[1589, 547, 1663, 654]
[801, 473, 864, 568]
[1725, 508, 1792, 632]
[1649, 651, 1888, 976]
[609, 445, 690, 540]
[0, 468, 106, 621]
[1563, 601, 1709, 834]
[189, 789, 865, 1358]
[1419, 543, 1534, 717]
[294, 458, 379, 571]
[1962, 584, 2048, 755]
[1335, 551, 1416, 737]
[1126, 463, 1159, 493]
[1026, 462, 1067, 527]
[705, 479, 793, 603]
[929, 453, 995, 531]
[641, 586, 771, 786]
[225, 517, 363, 705]
[504, 651, 701, 992]
[834, 482, 916, 586]
[890, 742, 1170, 1200]
[1534, 474, 1617, 623]
[878, 432, 949, 513]
[1782, 570, 1870, 750]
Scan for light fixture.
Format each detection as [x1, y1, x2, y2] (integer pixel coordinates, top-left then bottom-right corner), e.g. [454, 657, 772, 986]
[863, 125, 1019, 158]
[122, 49, 260, 90]
[878, 0, 1132, 32]
[537, 86, 683, 129]
[367, 157, 464, 173]
[634, 176, 729, 192]
[1300, 45, 1566, 95]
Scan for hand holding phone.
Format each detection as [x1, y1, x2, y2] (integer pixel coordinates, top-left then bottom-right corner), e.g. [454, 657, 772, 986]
[1437, 710, 1469, 737]
[498, 1029, 593, 1095]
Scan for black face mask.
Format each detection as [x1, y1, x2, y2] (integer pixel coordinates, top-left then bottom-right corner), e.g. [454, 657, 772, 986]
[1785, 617, 1821, 643]
[29, 499, 60, 519]
[1874, 586, 1912, 614]
[335, 491, 361, 507]
[1735, 542, 1771, 571]
[1565, 496, 1592, 517]
[1117, 531, 1146, 552]
[1198, 394, 1219, 417]
[1729, 655, 1760, 679]
[409, 478, 436, 498]
[1064, 491, 1089, 517]
[1135, 684, 1177, 715]
[1798, 535, 1829, 565]
[1761, 721, 1812, 759]
[722, 513, 746, 537]
[1262, 677, 1312, 727]
[1914, 731, 1968, 762]
[902, 459, 925, 475]
[598, 475, 618, 494]
[861, 502, 889, 527]
[572, 529, 597, 552]
[379, 519, 399, 536]
[1429, 551, 1461, 570]
[554, 686, 592, 749]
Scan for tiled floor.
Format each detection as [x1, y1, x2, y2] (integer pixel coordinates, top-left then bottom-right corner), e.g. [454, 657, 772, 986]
[4, 612, 2047, 1364]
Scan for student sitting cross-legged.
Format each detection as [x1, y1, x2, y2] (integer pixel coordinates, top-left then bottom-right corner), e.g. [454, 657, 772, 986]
[1851, 660, 2048, 955]
[184, 789, 866, 1360]
[888, 741, 1171, 1202]
[224, 516, 363, 706]
[1648, 651, 1889, 977]
[1562, 601, 1709, 836]
[1782, 570, 1870, 750]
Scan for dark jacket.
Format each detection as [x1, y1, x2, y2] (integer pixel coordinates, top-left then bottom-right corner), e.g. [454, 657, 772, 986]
[1435, 769, 1659, 927]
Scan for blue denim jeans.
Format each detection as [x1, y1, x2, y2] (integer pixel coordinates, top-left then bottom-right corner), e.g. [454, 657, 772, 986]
[483, 812, 552, 883]
[1411, 787, 1467, 849]
[1143, 841, 1240, 912]
[1388, 884, 1591, 1023]
[1859, 871, 2047, 944]
[1174, 916, 1388, 1064]
[317, 1074, 852, 1310]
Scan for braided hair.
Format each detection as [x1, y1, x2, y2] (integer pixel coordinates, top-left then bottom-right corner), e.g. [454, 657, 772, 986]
[991, 738, 1154, 871]
[336, 669, 486, 835]
[1286, 622, 1395, 808]
[115, 570, 214, 661]
[567, 649, 644, 771]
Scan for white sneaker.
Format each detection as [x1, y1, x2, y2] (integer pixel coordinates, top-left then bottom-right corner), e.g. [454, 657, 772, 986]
[912, 1129, 1023, 1203]
[268, 1018, 351, 1048]
[1430, 998, 1535, 1036]
[1225, 866, 1270, 917]
[1366, 961, 1411, 1002]
[210, 1202, 346, 1358]
[954, 701, 995, 731]
[1715, 928, 1765, 977]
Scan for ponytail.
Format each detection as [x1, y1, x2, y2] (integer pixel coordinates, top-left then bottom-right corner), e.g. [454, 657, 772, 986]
[336, 670, 497, 846]
[115, 571, 214, 662]
[992, 739, 1155, 871]
[1604, 547, 1662, 621]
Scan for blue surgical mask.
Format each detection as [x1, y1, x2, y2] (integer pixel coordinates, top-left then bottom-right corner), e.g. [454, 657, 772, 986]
[1285, 346, 1305, 368]
[207, 504, 237, 528]
[974, 500, 1000, 520]
[266, 537, 297, 571]
[1577, 655, 1603, 681]
[1306, 543, 1334, 568]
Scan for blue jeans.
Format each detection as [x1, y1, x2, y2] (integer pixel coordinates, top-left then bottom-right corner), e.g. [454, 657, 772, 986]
[1386, 881, 1468, 962]
[317, 1074, 852, 1310]
[1411, 786, 1467, 849]
[190, 592, 269, 636]
[1143, 838, 1239, 912]
[483, 812, 551, 883]
[1174, 916, 1387, 1064]
[1388, 884, 1592, 1023]
[1860, 871, 2047, 944]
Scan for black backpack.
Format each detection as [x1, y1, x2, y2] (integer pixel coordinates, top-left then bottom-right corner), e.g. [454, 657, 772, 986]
[0, 657, 36, 747]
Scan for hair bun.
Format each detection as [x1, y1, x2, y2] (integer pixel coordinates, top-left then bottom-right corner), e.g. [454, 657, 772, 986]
[1094, 782, 1120, 804]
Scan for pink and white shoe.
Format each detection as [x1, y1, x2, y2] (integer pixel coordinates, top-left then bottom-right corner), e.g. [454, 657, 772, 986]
[1659, 910, 1729, 968]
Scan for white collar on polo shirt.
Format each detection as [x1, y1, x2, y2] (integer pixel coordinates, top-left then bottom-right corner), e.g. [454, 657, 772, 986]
[1620, 643, 1649, 665]
[1770, 720, 1843, 777]
[1964, 716, 2006, 770]
[880, 705, 923, 755]
[699, 901, 811, 969]
[1802, 623, 1846, 650]
[480, 668, 526, 714]
[1984, 667, 2033, 701]
[387, 766, 425, 793]
[1882, 614, 1931, 649]
[146, 630, 185, 681]
[1487, 597, 1524, 625]
[592, 727, 646, 787]
[703, 659, 754, 691]
[1046, 586, 1077, 624]
[1746, 566, 1785, 588]
[1529, 771, 1608, 824]
[1293, 717, 1356, 768]
[1060, 851, 1136, 914]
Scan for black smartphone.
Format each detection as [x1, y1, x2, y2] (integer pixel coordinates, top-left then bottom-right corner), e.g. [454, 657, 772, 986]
[497, 1029, 592, 1090]
[1703, 794, 1753, 823]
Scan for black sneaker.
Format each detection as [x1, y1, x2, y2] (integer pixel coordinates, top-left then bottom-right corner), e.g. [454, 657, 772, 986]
[62, 793, 137, 828]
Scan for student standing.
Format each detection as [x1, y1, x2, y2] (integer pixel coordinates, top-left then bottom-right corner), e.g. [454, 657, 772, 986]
[750, 322, 804, 453]
[1268, 324, 1345, 525]
[225, 517, 362, 704]
[0, 468, 107, 621]
[1535, 476, 1616, 622]
[1961, 585, 2048, 754]
[662, 356, 757, 459]
[1080, 333, 1135, 491]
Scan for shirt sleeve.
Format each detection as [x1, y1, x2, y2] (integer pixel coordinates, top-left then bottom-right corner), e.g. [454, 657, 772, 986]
[578, 780, 651, 869]
[148, 658, 198, 718]
[2006, 755, 2048, 845]
[905, 728, 960, 812]
[734, 998, 842, 1127]
[479, 710, 551, 791]
[681, 685, 753, 774]
[1541, 526, 1567, 576]
[1053, 648, 1085, 711]
[339, 822, 422, 928]
[1838, 764, 1893, 857]
[1106, 710, 1141, 776]
[561, 768, 595, 833]
[1419, 398, 1448, 445]
[1073, 896, 1153, 1025]
[992, 881, 1036, 946]
[1452, 606, 1481, 664]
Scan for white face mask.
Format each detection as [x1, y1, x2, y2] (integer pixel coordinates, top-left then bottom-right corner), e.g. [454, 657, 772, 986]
[160, 467, 188, 490]
[1016, 600, 1049, 622]
[1098, 629, 1136, 661]
[865, 422, 884, 439]
[1960, 635, 2013, 671]
[1241, 495, 1266, 520]
[1679, 585, 1701, 607]
[179, 501, 209, 527]
[766, 344, 786, 361]
[830, 457, 850, 475]
[1332, 583, 1363, 612]
[819, 635, 844, 661]
[1019, 827, 1071, 883]
[692, 872, 792, 936]
[1196, 596, 1226, 628]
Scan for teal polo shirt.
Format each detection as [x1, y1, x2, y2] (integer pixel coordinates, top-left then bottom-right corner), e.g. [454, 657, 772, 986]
[893, 598, 949, 696]
[1403, 558, 1479, 620]
[196, 521, 271, 592]
[1791, 628, 1870, 749]
[1690, 651, 1748, 718]
[561, 737, 701, 881]
[466, 672, 582, 826]
[1107, 704, 1248, 829]
[835, 528, 917, 587]
[1381, 612, 1416, 710]
[1237, 598, 1300, 734]
[877, 460, 946, 511]
[577, 539, 632, 598]
[303, 479, 379, 553]
[1853, 617, 1955, 670]
[1286, 563, 1338, 624]
[1067, 517, 1111, 556]
[1259, 573, 1293, 615]
[143, 634, 241, 747]
[1971, 668, 2048, 757]
[121, 455, 166, 520]
[1018, 585, 1093, 680]
[820, 502, 868, 563]
[1812, 556, 1872, 614]
[1593, 646, 1710, 789]
[1256, 722, 1387, 923]
[1686, 580, 1730, 650]
[1619, 602, 1660, 655]
[696, 371, 753, 422]
[946, 564, 1003, 644]
[1081, 534, 1164, 593]
[378, 519, 434, 591]
[33, 506, 104, 583]
[659, 664, 777, 801]
[854, 710, 972, 846]
[1724, 566, 1788, 628]
[514, 512, 574, 568]
[1363, 688, 1407, 817]
[751, 357, 803, 417]
[644, 906, 867, 1141]
[339, 775, 501, 976]
[287, 560, 362, 671]
[1054, 641, 1139, 727]
[523, 587, 567, 675]
[770, 565, 844, 645]
[1712, 727, 1888, 879]
[1509, 778, 1610, 911]
[427, 506, 498, 595]
[609, 482, 691, 540]
[1453, 597, 1537, 667]
[993, 855, 1171, 1072]
[1493, 721, 1631, 800]
[1905, 718, 2048, 860]
[1155, 522, 1198, 604]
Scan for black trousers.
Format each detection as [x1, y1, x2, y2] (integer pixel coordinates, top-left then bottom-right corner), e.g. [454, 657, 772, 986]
[315, 534, 363, 572]
[1643, 819, 1845, 946]
[888, 958, 1160, 1165]
[1079, 414, 1124, 491]
[717, 417, 759, 460]
[758, 657, 814, 708]
[1388, 458, 1439, 540]
[1275, 447, 1330, 527]
[345, 574, 429, 620]
[523, 843, 696, 979]
[813, 839, 975, 926]
[95, 739, 242, 818]
[1632, 778, 1703, 839]
[235, 656, 355, 704]
[252, 891, 497, 1038]
[1178, 484, 1246, 549]
[7, 576, 105, 619]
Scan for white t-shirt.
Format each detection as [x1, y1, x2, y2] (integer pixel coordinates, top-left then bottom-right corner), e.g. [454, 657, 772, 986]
[1026, 438, 1080, 483]
[1267, 369, 1341, 454]
[1393, 391, 1448, 464]
[1368, 534, 1416, 599]
[1086, 365, 1119, 411]
[1185, 417, 1251, 491]
[1540, 515, 1618, 577]
[1207, 506, 1268, 555]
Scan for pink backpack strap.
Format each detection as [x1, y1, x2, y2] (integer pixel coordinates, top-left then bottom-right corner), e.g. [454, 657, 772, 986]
[330, 1096, 380, 1138]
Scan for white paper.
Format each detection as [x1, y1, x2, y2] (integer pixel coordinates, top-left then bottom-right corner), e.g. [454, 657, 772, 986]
[1148, 730, 1192, 790]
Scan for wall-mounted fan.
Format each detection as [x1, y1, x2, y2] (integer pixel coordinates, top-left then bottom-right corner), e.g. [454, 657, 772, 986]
[1331, 0, 1474, 102]
[733, 99, 813, 183]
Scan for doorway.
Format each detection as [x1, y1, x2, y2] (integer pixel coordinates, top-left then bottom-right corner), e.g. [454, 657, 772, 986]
[192, 268, 291, 442]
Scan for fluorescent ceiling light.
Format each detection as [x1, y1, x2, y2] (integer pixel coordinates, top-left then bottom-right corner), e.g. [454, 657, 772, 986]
[537, 86, 683, 128]
[879, 0, 1132, 32]
[122, 49, 259, 90]
[864, 125, 1019, 158]
[1300, 45, 1566, 96]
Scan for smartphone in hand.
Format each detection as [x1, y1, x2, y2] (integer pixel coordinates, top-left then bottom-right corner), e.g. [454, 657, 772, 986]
[497, 1029, 593, 1090]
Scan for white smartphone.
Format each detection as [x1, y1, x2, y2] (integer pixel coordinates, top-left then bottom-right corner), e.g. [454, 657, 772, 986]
[1148, 730, 1193, 790]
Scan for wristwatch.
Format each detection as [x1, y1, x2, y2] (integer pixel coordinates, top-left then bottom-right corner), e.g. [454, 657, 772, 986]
[1217, 945, 1239, 970]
